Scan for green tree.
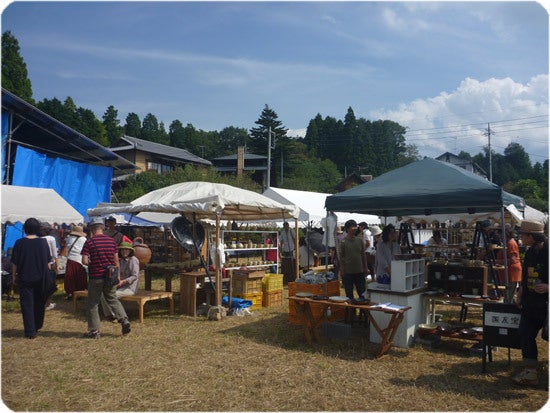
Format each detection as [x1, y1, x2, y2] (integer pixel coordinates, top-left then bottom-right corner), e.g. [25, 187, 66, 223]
[124, 113, 141, 138]
[74, 107, 108, 146]
[1, 31, 33, 102]
[141, 113, 160, 142]
[218, 126, 249, 154]
[102, 105, 124, 145]
[248, 104, 288, 155]
[36, 96, 108, 145]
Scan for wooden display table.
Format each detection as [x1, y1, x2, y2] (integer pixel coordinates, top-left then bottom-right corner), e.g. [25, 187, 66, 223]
[422, 293, 503, 324]
[144, 262, 200, 291]
[288, 296, 410, 357]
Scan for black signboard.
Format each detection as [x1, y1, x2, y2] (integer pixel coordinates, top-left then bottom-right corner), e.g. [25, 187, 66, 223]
[482, 302, 522, 372]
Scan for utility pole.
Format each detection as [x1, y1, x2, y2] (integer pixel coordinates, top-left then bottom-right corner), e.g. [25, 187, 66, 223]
[280, 149, 283, 185]
[484, 123, 493, 182]
[267, 127, 276, 188]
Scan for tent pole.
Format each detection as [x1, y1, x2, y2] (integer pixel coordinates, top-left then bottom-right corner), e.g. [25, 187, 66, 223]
[215, 214, 222, 307]
[500, 207, 510, 303]
[294, 218, 299, 281]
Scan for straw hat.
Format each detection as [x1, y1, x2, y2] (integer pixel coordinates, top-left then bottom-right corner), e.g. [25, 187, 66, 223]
[118, 241, 134, 251]
[520, 220, 545, 234]
[69, 224, 86, 238]
[369, 225, 382, 236]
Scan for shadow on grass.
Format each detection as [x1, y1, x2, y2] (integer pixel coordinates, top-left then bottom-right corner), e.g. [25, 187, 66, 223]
[220, 312, 411, 361]
[390, 339, 548, 403]
[388, 357, 545, 403]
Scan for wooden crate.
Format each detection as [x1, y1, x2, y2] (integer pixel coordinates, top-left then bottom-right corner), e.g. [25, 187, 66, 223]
[262, 289, 283, 307]
[288, 280, 340, 297]
[262, 273, 284, 292]
[233, 292, 263, 309]
[233, 276, 263, 295]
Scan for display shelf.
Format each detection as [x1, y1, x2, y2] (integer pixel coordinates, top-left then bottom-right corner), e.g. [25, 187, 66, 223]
[391, 258, 425, 293]
[427, 264, 488, 296]
[222, 230, 279, 273]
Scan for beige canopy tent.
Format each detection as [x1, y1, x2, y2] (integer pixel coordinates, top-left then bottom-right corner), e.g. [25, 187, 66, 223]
[87, 182, 300, 308]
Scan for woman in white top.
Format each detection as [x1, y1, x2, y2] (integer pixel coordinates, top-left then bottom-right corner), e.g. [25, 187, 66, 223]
[63, 225, 88, 299]
[375, 224, 401, 281]
[39, 222, 59, 310]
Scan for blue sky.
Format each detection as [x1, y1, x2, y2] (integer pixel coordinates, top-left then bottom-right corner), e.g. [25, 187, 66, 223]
[2, 1, 548, 163]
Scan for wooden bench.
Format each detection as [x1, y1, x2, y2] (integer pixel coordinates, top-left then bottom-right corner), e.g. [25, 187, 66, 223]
[73, 290, 174, 323]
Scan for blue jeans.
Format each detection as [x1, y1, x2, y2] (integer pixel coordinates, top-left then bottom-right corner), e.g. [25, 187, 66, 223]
[87, 277, 128, 331]
[343, 273, 366, 300]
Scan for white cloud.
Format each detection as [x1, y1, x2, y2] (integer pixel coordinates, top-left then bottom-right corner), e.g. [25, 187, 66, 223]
[287, 128, 307, 138]
[370, 75, 549, 163]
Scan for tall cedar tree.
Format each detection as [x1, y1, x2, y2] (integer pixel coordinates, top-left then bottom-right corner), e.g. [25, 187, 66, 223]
[124, 113, 141, 138]
[103, 105, 124, 145]
[2, 31, 33, 103]
[248, 104, 288, 155]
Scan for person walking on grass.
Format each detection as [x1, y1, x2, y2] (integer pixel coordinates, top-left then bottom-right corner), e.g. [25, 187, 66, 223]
[81, 217, 130, 338]
[10, 218, 52, 339]
[512, 219, 548, 386]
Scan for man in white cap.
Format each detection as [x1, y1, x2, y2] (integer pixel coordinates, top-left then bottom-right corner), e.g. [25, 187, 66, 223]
[512, 220, 548, 386]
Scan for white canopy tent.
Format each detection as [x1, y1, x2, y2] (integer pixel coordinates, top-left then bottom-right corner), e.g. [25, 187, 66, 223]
[1, 185, 84, 225]
[262, 187, 380, 227]
[87, 182, 300, 308]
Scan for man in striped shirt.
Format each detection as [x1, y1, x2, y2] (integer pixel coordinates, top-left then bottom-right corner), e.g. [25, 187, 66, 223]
[81, 217, 131, 338]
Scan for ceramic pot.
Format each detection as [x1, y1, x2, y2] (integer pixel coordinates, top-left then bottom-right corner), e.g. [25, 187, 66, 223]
[133, 237, 152, 268]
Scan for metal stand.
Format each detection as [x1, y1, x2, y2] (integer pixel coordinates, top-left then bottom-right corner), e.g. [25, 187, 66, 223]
[399, 223, 415, 253]
[470, 222, 500, 298]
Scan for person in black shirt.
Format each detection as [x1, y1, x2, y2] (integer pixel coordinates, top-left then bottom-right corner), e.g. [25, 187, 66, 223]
[513, 220, 548, 386]
[10, 218, 52, 339]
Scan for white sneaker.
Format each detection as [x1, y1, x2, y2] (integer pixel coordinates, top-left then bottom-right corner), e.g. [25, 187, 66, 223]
[45, 303, 57, 311]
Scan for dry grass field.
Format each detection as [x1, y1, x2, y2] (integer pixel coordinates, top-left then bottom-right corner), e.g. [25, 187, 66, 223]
[2, 275, 548, 412]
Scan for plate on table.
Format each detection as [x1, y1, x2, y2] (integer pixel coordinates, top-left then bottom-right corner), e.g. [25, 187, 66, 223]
[295, 292, 313, 298]
[329, 296, 349, 302]
[461, 294, 481, 299]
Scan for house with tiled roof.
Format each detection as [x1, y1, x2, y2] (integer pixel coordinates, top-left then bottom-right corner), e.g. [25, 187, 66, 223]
[109, 135, 211, 176]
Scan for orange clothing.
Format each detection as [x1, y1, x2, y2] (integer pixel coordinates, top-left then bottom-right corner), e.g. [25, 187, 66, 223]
[497, 238, 522, 283]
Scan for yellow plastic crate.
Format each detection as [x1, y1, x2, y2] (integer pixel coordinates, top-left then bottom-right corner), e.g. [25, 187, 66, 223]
[233, 293, 262, 309]
[262, 273, 284, 292]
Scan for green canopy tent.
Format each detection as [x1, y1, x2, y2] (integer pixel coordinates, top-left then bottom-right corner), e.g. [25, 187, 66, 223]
[325, 158, 526, 294]
[325, 158, 524, 217]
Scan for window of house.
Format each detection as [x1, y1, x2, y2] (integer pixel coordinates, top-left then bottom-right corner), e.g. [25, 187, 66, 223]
[147, 161, 172, 174]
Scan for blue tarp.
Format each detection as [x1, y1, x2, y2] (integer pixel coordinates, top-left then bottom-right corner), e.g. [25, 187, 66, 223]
[3, 146, 112, 253]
